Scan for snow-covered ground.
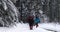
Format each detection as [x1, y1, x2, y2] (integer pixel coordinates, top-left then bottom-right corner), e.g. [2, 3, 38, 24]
[40, 23, 60, 32]
[0, 23, 60, 32]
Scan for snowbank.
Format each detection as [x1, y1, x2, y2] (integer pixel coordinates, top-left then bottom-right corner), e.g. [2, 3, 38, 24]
[0, 23, 60, 32]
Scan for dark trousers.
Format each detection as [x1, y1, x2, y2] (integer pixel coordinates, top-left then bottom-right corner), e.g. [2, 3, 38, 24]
[36, 23, 38, 28]
[29, 21, 34, 30]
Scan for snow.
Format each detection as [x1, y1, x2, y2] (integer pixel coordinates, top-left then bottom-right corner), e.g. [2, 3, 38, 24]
[39, 10, 43, 14]
[0, 23, 60, 32]
[40, 23, 60, 32]
[2, 0, 7, 10]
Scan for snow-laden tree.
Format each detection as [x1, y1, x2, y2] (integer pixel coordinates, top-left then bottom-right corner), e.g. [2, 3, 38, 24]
[15, 0, 60, 23]
[15, 0, 43, 23]
[0, 0, 19, 27]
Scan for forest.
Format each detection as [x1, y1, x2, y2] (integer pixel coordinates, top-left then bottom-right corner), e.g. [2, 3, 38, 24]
[0, 0, 60, 27]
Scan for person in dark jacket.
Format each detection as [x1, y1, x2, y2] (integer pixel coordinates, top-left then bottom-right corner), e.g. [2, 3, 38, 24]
[34, 16, 40, 28]
[27, 15, 34, 30]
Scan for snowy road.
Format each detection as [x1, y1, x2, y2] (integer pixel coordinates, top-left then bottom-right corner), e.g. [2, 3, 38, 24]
[0, 23, 60, 32]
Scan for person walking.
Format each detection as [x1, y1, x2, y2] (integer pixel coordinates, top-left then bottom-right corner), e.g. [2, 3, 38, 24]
[27, 15, 34, 30]
[34, 16, 40, 28]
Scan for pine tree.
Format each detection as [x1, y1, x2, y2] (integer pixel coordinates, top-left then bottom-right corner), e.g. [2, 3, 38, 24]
[0, 0, 19, 27]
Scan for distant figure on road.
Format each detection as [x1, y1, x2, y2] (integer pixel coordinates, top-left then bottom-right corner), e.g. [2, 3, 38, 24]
[34, 16, 40, 28]
[27, 15, 34, 30]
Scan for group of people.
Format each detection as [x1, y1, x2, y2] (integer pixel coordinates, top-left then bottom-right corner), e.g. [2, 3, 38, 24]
[27, 15, 40, 30]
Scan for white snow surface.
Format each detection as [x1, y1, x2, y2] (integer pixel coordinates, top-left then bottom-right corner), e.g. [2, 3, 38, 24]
[0, 23, 60, 32]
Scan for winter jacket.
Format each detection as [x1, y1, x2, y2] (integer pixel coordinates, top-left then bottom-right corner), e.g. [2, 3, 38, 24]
[27, 16, 34, 23]
[34, 17, 40, 23]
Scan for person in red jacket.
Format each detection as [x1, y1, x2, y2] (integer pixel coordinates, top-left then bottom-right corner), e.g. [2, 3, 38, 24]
[27, 15, 34, 30]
